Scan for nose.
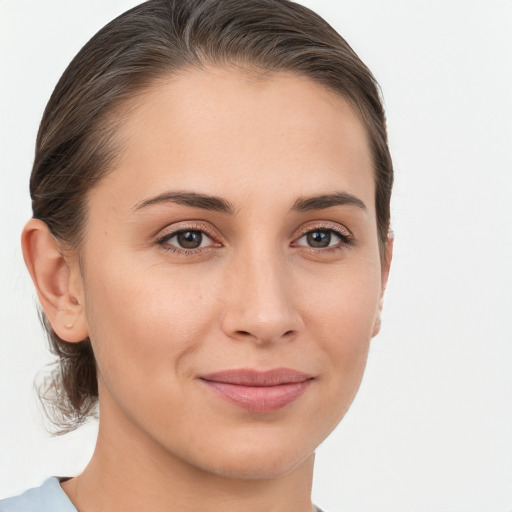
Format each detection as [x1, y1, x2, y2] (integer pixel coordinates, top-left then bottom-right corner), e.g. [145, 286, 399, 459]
[220, 249, 303, 345]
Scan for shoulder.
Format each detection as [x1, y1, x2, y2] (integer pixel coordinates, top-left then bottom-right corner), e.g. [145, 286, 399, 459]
[0, 478, 77, 512]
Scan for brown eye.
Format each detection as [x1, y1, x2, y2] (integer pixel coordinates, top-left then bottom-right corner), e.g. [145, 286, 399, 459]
[159, 229, 214, 251]
[306, 230, 332, 248]
[294, 227, 350, 250]
[176, 230, 203, 248]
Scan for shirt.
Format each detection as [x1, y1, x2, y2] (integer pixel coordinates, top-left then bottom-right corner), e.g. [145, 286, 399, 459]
[0, 477, 326, 511]
[0, 478, 76, 512]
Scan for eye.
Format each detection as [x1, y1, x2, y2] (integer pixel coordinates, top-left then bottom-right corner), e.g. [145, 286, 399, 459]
[158, 229, 215, 251]
[294, 228, 350, 249]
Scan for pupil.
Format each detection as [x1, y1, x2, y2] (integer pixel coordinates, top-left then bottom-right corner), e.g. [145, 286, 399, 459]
[177, 230, 202, 248]
[307, 230, 330, 248]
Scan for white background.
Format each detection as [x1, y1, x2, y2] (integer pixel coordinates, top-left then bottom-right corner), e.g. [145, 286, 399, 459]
[1, 1, 511, 511]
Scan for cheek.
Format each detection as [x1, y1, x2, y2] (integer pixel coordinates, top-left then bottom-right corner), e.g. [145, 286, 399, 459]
[82, 254, 219, 384]
[302, 261, 381, 390]
[304, 258, 381, 336]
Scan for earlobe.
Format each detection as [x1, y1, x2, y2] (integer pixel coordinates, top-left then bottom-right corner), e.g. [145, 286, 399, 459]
[21, 219, 88, 343]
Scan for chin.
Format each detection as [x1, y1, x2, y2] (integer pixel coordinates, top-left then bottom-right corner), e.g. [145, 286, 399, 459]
[184, 432, 317, 481]
[206, 451, 313, 481]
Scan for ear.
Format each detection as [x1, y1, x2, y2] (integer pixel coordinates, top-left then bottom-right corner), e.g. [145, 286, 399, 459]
[372, 234, 394, 338]
[21, 219, 89, 342]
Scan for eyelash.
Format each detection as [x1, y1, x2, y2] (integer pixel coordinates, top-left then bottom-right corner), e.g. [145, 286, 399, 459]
[155, 223, 353, 255]
[292, 224, 353, 253]
[155, 223, 220, 256]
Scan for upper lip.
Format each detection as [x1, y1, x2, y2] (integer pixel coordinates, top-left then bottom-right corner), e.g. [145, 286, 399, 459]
[199, 368, 313, 387]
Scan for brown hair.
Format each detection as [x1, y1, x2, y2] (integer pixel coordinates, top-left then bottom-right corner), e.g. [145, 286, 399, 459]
[32, 0, 393, 432]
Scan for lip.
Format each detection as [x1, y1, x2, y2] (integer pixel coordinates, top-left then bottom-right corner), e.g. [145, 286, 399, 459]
[199, 368, 314, 413]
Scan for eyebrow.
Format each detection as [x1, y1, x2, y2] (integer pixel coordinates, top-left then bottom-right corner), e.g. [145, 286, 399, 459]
[292, 192, 367, 212]
[134, 191, 235, 214]
[134, 190, 366, 215]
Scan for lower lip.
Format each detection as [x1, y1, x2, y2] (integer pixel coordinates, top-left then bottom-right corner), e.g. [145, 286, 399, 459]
[201, 379, 312, 413]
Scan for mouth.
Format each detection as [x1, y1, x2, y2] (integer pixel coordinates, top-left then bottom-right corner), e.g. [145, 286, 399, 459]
[199, 368, 314, 413]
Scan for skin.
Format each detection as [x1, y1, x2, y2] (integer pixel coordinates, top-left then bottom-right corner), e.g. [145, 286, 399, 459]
[23, 67, 392, 512]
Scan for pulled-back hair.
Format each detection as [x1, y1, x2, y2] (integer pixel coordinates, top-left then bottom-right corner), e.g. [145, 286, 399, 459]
[32, 0, 393, 433]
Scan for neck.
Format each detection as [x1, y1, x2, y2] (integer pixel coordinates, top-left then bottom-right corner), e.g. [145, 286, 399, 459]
[62, 387, 316, 512]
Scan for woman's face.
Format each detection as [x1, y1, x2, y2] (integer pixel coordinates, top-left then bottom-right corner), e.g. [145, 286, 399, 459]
[72, 67, 389, 479]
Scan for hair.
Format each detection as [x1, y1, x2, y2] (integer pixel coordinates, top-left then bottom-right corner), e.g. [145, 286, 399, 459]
[31, 0, 393, 433]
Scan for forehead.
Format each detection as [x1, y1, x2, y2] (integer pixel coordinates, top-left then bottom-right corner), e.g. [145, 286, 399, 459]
[94, 67, 375, 212]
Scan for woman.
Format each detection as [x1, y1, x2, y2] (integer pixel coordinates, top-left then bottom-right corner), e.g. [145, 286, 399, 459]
[0, 0, 393, 510]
